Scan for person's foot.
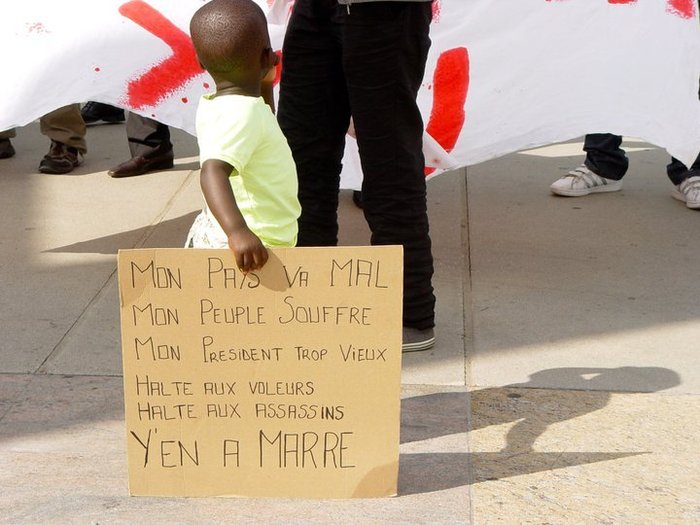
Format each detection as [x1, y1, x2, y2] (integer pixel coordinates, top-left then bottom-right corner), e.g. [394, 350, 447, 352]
[672, 174, 700, 209]
[80, 102, 125, 125]
[0, 138, 15, 159]
[550, 164, 623, 196]
[38, 140, 83, 174]
[108, 147, 174, 178]
[402, 326, 435, 353]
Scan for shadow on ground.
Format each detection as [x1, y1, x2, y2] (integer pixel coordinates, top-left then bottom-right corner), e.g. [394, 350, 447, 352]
[0, 366, 680, 497]
[44, 212, 199, 255]
[397, 365, 680, 495]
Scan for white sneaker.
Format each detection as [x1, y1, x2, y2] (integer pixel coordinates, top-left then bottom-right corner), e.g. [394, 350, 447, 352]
[550, 164, 623, 197]
[671, 175, 700, 209]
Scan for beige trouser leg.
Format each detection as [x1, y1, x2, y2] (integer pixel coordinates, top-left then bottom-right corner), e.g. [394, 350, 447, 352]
[39, 104, 87, 154]
[126, 113, 171, 157]
[0, 129, 16, 139]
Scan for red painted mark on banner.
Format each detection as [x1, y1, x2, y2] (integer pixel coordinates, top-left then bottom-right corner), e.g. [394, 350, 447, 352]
[667, 0, 696, 18]
[119, 1, 203, 109]
[546, 0, 638, 3]
[26, 22, 50, 34]
[268, 0, 296, 18]
[546, 0, 694, 18]
[273, 51, 283, 87]
[424, 47, 470, 176]
[432, 0, 442, 22]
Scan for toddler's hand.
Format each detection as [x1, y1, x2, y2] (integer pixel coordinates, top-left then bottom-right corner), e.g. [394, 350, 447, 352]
[228, 227, 268, 273]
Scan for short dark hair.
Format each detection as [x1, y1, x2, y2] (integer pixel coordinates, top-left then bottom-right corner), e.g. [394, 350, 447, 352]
[190, 0, 269, 75]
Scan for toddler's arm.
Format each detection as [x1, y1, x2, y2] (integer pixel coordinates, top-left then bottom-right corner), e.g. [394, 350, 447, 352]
[200, 159, 269, 272]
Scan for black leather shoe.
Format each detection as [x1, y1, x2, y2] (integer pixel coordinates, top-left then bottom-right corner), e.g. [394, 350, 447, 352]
[0, 138, 15, 159]
[38, 140, 83, 174]
[108, 148, 174, 178]
[81, 102, 125, 125]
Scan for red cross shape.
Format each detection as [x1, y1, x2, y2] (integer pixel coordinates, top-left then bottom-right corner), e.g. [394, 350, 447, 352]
[119, 1, 204, 109]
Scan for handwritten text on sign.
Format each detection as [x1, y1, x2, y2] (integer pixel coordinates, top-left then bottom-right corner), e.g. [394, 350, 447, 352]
[118, 246, 403, 498]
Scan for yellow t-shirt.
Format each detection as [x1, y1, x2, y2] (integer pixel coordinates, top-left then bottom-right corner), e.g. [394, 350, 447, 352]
[190, 94, 300, 248]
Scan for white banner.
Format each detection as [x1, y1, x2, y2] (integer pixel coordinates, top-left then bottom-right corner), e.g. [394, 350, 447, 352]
[1, 0, 699, 183]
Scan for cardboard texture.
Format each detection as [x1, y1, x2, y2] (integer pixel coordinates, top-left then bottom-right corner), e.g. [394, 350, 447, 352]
[118, 246, 403, 499]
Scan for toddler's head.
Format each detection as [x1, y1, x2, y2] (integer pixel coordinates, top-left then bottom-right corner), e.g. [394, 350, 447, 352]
[190, 0, 274, 86]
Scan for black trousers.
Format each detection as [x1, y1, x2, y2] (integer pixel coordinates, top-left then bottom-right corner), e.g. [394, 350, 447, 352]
[583, 133, 629, 181]
[584, 133, 700, 186]
[278, 0, 435, 330]
[584, 83, 700, 185]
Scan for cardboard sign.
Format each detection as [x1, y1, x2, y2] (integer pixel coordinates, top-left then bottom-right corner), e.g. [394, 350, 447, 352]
[117, 246, 403, 498]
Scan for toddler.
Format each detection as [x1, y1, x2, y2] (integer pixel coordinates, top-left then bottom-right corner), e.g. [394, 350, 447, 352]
[186, 0, 301, 272]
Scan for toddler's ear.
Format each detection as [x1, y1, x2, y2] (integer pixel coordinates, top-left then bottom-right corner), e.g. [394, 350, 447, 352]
[262, 47, 279, 69]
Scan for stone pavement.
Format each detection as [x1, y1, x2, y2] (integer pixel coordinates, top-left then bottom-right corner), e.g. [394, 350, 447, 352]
[0, 122, 698, 524]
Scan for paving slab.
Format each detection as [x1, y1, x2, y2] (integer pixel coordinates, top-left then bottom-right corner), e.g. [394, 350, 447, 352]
[467, 139, 700, 394]
[2, 120, 699, 523]
[1, 375, 697, 524]
[0, 377, 472, 524]
[469, 387, 700, 524]
[401, 171, 470, 386]
[38, 162, 202, 376]
[0, 123, 199, 374]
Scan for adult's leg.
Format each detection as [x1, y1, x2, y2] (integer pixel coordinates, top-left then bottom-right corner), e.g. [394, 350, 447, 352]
[40, 104, 87, 154]
[583, 133, 628, 180]
[667, 84, 700, 186]
[81, 102, 125, 125]
[108, 113, 173, 177]
[278, 0, 351, 247]
[666, 157, 695, 185]
[668, 154, 700, 209]
[38, 105, 86, 173]
[126, 113, 171, 157]
[0, 128, 15, 158]
[341, 2, 435, 330]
